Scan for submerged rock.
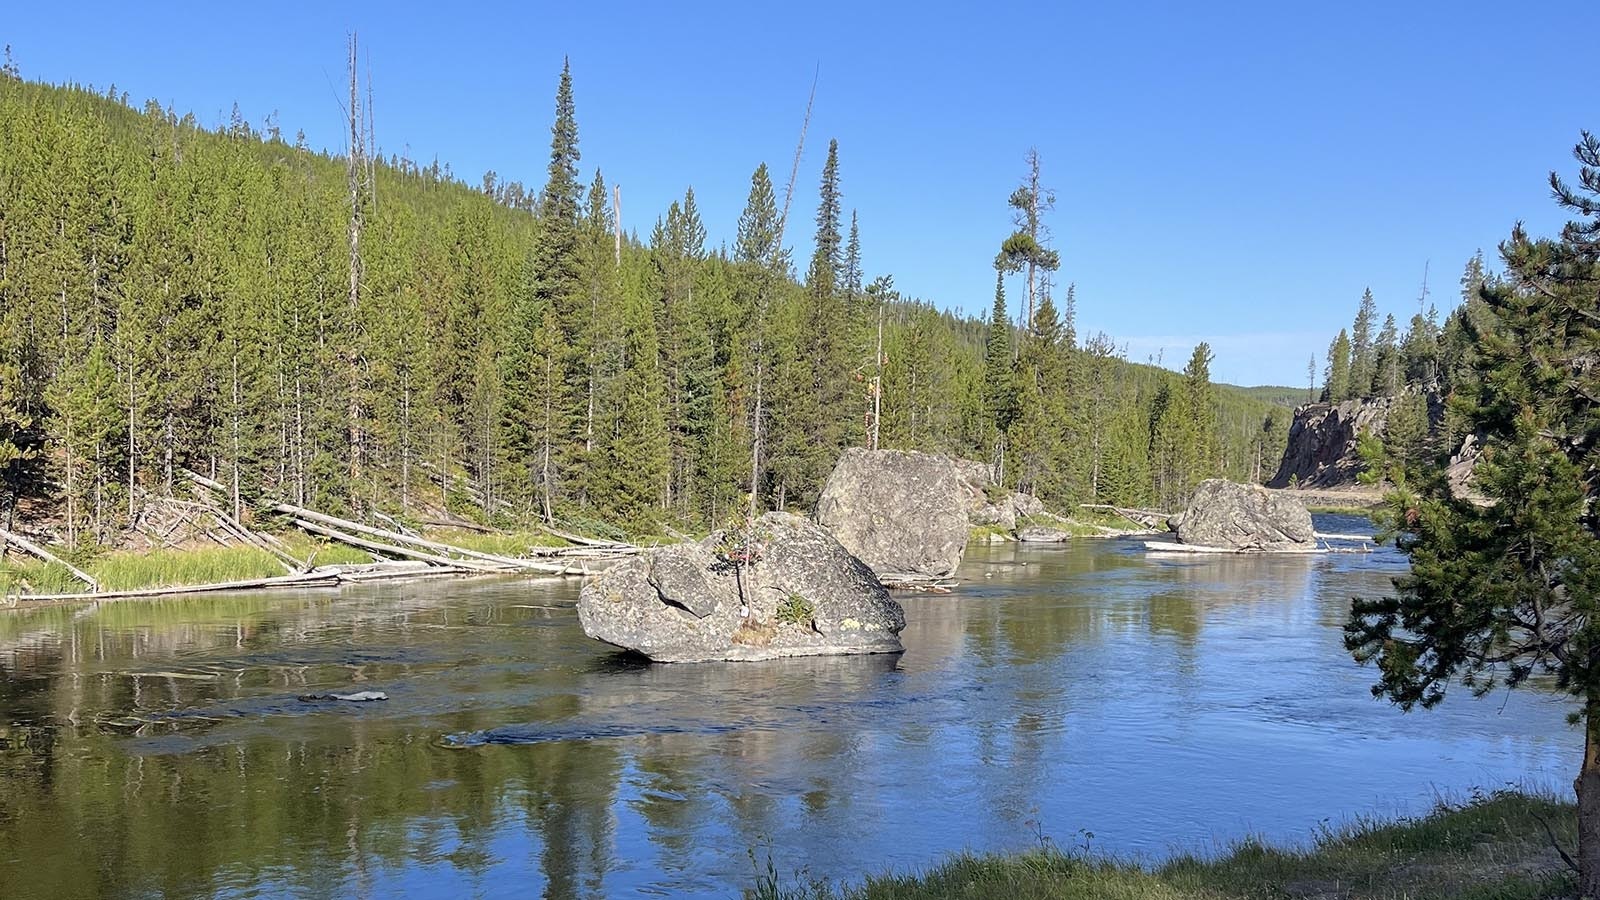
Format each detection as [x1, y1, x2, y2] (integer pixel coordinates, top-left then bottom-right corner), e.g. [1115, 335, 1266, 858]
[815, 448, 970, 577]
[1015, 525, 1070, 543]
[1177, 479, 1314, 551]
[578, 512, 905, 663]
[299, 691, 388, 702]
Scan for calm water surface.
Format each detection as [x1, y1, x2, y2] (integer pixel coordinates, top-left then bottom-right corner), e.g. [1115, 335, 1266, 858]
[0, 515, 1579, 898]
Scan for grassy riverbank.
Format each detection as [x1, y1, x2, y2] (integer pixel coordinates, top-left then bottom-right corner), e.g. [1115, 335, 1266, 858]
[751, 791, 1575, 900]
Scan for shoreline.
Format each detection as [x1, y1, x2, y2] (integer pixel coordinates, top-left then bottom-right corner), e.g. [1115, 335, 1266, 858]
[752, 790, 1574, 900]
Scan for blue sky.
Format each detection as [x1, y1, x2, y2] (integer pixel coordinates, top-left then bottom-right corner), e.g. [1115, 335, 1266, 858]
[5, 1, 1592, 385]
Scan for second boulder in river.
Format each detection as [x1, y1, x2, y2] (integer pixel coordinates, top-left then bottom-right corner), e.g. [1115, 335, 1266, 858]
[815, 448, 970, 578]
[1176, 479, 1315, 551]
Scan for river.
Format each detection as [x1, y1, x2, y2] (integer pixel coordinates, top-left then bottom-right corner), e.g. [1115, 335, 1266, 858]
[0, 515, 1578, 898]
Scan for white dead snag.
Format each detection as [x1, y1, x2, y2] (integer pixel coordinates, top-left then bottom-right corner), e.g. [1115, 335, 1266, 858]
[750, 66, 818, 517]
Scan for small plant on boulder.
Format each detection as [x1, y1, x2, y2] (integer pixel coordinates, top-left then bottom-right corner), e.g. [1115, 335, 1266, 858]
[776, 592, 816, 625]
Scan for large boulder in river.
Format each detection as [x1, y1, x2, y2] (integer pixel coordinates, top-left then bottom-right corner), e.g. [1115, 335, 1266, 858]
[815, 448, 969, 577]
[578, 512, 905, 662]
[1177, 479, 1315, 551]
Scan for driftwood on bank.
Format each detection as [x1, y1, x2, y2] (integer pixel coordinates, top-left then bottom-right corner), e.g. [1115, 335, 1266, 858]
[180, 470, 306, 572]
[272, 502, 629, 576]
[0, 529, 100, 591]
[1142, 540, 1330, 555]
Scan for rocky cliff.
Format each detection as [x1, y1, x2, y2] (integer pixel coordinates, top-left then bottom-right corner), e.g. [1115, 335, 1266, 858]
[1268, 393, 1443, 489]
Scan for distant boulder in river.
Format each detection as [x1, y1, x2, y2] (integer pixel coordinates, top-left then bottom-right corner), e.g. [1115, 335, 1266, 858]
[815, 448, 970, 578]
[1177, 479, 1315, 551]
[1015, 525, 1070, 543]
[578, 512, 905, 663]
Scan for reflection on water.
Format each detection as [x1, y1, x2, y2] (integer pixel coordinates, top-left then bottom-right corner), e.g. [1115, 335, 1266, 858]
[0, 515, 1579, 898]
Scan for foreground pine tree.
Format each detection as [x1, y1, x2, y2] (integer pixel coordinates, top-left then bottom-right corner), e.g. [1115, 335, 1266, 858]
[1346, 130, 1600, 898]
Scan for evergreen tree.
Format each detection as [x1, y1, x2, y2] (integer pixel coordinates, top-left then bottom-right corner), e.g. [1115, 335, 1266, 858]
[1401, 311, 1439, 387]
[1347, 131, 1600, 897]
[1350, 288, 1377, 397]
[996, 150, 1060, 327]
[1372, 314, 1401, 397]
[1009, 290, 1067, 497]
[1324, 329, 1352, 401]
[981, 269, 1016, 477]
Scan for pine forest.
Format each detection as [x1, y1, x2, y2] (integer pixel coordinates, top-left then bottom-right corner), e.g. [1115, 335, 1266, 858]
[0, 57, 1292, 545]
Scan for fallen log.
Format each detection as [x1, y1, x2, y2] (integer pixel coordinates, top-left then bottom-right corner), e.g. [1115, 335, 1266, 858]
[1141, 540, 1330, 555]
[288, 518, 512, 572]
[372, 511, 420, 538]
[286, 516, 592, 576]
[181, 468, 228, 494]
[274, 503, 583, 573]
[198, 501, 304, 573]
[0, 529, 99, 591]
[543, 524, 629, 548]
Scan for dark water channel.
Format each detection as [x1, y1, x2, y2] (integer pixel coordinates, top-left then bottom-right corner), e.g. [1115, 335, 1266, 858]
[0, 515, 1578, 898]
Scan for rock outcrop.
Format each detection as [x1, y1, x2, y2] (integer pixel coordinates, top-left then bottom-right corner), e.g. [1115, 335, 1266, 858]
[815, 448, 970, 577]
[1269, 393, 1444, 489]
[1177, 479, 1315, 551]
[578, 512, 905, 662]
[954, 458, 1046, 532]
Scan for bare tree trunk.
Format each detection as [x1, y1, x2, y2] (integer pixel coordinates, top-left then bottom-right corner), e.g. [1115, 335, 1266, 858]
[612, 184, 623, 268]
[540, 354, 554, 525]
[871, 295, 884, 451]
[749, 358, 764, 519]
[400, 371, 412, 513]
[64, 436, 75, 547]
[293, 377, 306, 506]
[127, 365, 136, 519]
[1025, 150, 1040, 328]
[163, 411, 174, 496]
[231, 353, 242, 520]
[1579, 701, 1600, 899]
[345, 33, 367, 507]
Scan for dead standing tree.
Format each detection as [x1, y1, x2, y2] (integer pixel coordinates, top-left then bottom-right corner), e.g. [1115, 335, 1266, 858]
[748, 66, 818, 519]
[344, 33, 376, 514]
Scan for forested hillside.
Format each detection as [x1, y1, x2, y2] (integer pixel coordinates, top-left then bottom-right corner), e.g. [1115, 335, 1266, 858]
[0, 57, 1288, 543]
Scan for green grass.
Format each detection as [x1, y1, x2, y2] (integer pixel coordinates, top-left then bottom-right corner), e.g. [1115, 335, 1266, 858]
[749, 791, 1576, 900]
[89, 546, 289, 591]
[0, 558, 81, 595]
[2, 545, 296, 595]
